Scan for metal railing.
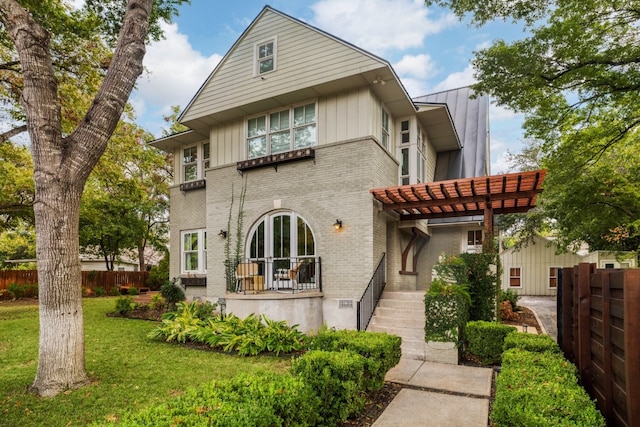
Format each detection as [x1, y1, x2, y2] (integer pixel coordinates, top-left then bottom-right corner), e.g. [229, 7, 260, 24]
[357, 253, 386, 331]
[226, 256, 321, 294]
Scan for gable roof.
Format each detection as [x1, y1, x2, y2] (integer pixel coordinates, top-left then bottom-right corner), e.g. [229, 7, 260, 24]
[178, 6, 418, 132]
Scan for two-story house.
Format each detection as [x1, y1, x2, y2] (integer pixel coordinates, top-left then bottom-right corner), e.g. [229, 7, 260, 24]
[150, 6, 544, 332]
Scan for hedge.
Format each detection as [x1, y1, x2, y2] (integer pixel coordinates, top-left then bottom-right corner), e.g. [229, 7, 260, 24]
[466, 321, 516, 365]
[308, 328, 401, 391]
[491, 348, 605, 427]
[291, 350, 367, 426]
[101, 370, 319, 427]
[503, 331, 560, 354]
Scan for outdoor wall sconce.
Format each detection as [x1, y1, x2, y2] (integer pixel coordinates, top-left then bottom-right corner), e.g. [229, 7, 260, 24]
[334, 219, 343, 230]
[218, 230, 227, 238]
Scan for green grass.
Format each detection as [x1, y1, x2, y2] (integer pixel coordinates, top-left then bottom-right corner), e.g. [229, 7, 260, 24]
[0, 298, 291, 427]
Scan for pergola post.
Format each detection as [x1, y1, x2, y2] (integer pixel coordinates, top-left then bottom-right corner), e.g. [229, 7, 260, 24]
[483, 196, 495, 253]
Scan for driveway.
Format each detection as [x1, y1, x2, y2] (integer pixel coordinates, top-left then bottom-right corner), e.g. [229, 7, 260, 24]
[518, 296, 558, 341]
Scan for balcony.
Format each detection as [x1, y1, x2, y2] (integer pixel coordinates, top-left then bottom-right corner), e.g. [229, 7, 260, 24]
[225, 257, 321, 294]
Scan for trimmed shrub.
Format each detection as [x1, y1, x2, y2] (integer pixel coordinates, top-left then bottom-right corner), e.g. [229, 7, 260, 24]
[459, 253, 499, 321]
[160, 280, 185, 310]
[94, 287, 107, 297]
[108, 286, 120, 296]
[466, 321, 516, 365]
[112, 370, 318, 427]
[115, 296, 134, 315]
[492, 348, 605, 426]
[503, 332, 561, 354]
[291, 350, 367, 426]
[126, 286, 140, 296]
[308, 328, 401, 391]
[425, 278, 471, 344]
[7, 282, 38, 299]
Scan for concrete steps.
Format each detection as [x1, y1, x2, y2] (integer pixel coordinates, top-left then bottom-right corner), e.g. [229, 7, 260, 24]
[367, 291, 426, 360]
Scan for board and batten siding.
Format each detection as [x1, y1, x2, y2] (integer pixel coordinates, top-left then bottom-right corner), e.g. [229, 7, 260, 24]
[181, 9, 386, 123]
[500, 235, 582, 296]
[195, 88, 380, 169]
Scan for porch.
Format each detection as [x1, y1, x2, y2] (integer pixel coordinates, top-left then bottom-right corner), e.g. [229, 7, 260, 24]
[226, 256, 321, 294]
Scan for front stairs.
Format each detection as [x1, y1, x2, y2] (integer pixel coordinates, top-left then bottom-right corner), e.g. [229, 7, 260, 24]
[366, 291, 426, 360]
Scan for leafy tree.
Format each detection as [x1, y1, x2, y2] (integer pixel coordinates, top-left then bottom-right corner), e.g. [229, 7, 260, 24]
[0, 0, 187, 397]
[0, 141, 34, 229]
[428, 0, 640, 252]
[0, 219, 35, 268]
[80, 115, 169, 271]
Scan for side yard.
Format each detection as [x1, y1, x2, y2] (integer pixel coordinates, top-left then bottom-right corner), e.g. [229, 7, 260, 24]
[0, 298, 290, 427]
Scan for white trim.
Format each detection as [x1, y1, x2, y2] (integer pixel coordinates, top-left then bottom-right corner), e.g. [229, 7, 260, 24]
[254, 36, 278, 76]
[180, 229, 207, 274]
[245, 100, 317, 159]
[548, 266, 561, 289]
[508, 266, 523, 288]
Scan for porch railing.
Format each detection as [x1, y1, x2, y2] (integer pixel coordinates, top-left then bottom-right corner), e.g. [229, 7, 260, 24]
[226, 256, 321, 294]
[356, 253, 386, 331]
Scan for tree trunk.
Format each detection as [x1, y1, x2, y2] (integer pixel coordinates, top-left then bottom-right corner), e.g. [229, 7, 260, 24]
[0, 0, 153, 396]
[30, 183, 89, 396]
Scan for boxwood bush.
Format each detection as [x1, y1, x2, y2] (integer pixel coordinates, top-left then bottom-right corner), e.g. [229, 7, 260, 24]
[492, 348, 605, 427]
[503, 331, 560, 354]
[466, 320, 516, 365]
[109, 370, 319, 427]
[290, 350, 367, 426]
[307, 328, 401, 391]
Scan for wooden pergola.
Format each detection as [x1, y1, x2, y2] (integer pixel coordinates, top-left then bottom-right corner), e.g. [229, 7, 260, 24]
[370, 170, 546, 267]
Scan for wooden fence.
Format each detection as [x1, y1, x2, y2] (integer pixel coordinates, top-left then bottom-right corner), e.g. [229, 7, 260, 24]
[558, 263, 640, 427]
[0, 270, 149, 299]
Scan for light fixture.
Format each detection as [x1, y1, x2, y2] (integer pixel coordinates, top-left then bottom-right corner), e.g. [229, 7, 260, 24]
[217, 298, 226, 317]
[218, 230, 227, 238]
[372, 76, 385, 85]
[334, 219, 343, 230]
[522, 324, 528, 333]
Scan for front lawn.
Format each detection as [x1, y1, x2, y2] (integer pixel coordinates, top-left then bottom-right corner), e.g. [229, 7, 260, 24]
[0, 298, 291, 427]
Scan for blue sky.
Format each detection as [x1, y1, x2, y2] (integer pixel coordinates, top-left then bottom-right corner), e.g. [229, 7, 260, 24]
[131, 0, 528, 173]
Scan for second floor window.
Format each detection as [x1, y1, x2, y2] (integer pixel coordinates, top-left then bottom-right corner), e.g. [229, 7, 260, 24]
[183, 146, 197, 182]
[381, 109, 390, 149]
[257, 39, 275, 74]
[247, 103, 316, 159]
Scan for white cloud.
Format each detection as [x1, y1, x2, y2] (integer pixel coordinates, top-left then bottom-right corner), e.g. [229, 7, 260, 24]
[132, 22, 222, 130]
[394, 54, 436, 79]
[490, 104, 519, 121]
[310, 0, 457, 56]
[433, 65, 476, 92]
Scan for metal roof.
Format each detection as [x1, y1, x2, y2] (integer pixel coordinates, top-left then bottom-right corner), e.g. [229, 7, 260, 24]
[413, 86, 490, 179]
[370, 170, 546, 221]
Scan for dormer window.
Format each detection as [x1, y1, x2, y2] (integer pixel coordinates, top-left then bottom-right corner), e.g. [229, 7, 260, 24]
[256, 39, 276, 75]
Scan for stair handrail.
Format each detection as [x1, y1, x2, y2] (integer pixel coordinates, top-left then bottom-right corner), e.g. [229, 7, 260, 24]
[356, 253, 386, 331]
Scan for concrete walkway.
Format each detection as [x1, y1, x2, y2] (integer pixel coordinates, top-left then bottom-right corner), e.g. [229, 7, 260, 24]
[372, 299, 557, 426]
[374, 359, 494, 426]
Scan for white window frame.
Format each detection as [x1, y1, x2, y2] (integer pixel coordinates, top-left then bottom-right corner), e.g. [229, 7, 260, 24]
[466, 230, 483, 253]
[548, 266, 561, 289]
[255, 37, 277, 76]
[381, 108, 390, 149]
[508, 266, 522, 288]
[399, 119, 410, 185]
[246, 101, 317, 159]
[182, 145, 198, 183]
[202, 143, 210, 171]
[181, 229, 207, 274]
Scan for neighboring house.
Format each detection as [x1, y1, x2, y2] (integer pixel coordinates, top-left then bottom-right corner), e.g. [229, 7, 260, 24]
[151, 6, 543, 331]
[500, 234, 637, 296]
[3, 256, 139, 271]
[79, 256, 139, 272]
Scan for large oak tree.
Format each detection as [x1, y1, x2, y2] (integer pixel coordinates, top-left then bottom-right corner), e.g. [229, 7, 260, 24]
[0, 0, 184, 397]
[428, 0, 640, 251]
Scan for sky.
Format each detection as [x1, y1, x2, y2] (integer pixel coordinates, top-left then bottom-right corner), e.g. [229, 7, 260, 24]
[131, 0, 529, 174]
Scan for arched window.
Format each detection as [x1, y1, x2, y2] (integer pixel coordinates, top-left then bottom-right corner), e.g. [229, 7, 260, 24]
[246, 211, 317, 288]
[247, 211, 315, 260]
